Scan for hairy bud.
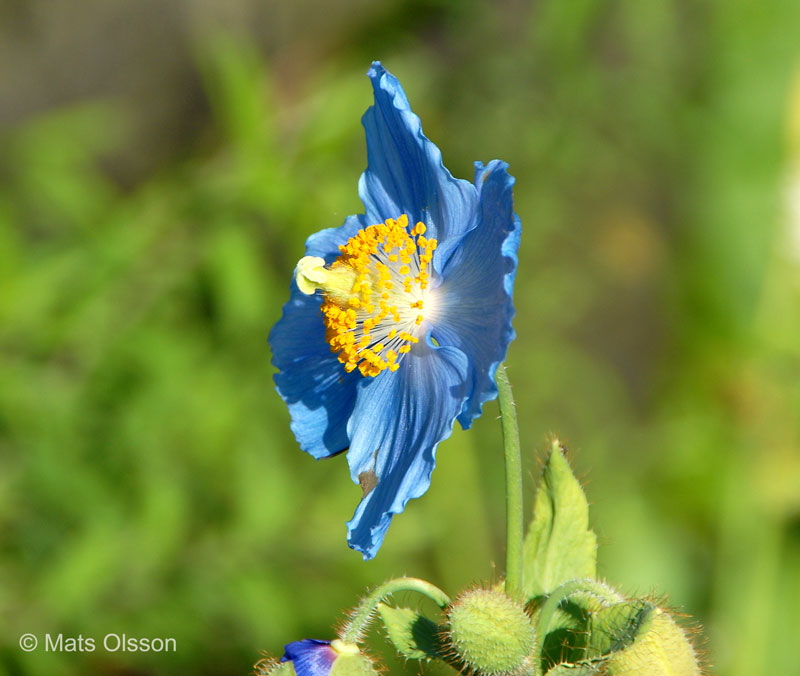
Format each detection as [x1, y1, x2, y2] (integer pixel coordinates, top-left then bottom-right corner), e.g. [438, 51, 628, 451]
[446, 588, 536, 676]
[329, 653, 379, 676]
[603, 608, 700, 676]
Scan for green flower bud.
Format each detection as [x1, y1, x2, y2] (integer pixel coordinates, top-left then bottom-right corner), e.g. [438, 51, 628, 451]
[328, 640, 379, 676]
[327, 655, 378, 676]
[446, 588, 536, 676]
[603, 608, 700, 676]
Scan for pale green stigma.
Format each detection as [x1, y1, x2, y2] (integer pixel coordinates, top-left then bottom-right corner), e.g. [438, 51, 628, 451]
[295, 256, 358, 305]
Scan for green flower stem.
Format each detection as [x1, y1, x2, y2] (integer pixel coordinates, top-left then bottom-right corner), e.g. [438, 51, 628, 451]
[341, 577, 451, 643]
[496, 362, 524, 599]
[535, 578, 623, 639]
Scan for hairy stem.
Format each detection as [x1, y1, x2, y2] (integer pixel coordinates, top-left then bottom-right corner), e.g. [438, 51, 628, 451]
[341, 577, 450, 643]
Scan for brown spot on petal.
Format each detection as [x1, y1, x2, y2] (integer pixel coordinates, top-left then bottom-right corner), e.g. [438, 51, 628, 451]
[358, 470, 378, 497]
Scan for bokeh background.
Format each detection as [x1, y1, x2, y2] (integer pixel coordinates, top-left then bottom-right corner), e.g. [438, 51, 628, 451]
[1, 1, 799, 674]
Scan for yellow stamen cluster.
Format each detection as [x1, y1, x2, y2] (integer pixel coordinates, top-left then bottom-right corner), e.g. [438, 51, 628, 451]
[298, 214, 438, 377]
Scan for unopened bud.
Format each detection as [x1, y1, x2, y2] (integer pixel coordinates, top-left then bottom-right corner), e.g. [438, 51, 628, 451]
[603, 608, 700, 676]
[446, 588, 536, 676]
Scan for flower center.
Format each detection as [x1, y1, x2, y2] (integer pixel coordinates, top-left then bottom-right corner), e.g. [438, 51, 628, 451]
[295, 214, 438, 377]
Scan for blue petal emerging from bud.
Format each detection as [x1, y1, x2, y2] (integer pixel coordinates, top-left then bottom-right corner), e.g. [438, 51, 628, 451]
[281, 639, 337, 676]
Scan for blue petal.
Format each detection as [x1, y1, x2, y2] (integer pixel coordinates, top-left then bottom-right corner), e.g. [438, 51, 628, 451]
[269, 215, 368, 458]
[359, 62, 478, 253]
[270, 282, 360, 458]
[281, 639, 336, 676]
[431, 160, 521, 429]
[305, 213, 367, 263]
[344, 338, 470, 559]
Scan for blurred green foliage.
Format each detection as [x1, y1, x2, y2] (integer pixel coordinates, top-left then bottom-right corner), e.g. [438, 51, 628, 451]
[1, 2, 799, 675]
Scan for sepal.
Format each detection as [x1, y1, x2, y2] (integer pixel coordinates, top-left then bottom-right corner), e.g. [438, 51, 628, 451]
[377, 603, 443, 661]
[533, 580, 623, 670]
[585, 599, 656, 659]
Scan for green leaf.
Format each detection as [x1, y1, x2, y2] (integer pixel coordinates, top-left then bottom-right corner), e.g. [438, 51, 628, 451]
[522, 441, 597, 599]
[377, 603, 442, 661]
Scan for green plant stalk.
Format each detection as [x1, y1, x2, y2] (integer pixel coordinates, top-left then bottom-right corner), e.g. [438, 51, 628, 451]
[341, 577, 451, 643]
[496, 362, 524, 599]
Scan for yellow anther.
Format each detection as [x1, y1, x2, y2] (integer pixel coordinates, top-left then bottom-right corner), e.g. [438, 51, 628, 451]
[303, 215, 437, 377]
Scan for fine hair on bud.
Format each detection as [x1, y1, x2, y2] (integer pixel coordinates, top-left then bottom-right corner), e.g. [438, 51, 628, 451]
[253, 656, 294, 676]
[603, 606, 703, 676]
[330, 650, 383, 676]
[445, 587, 536, 676]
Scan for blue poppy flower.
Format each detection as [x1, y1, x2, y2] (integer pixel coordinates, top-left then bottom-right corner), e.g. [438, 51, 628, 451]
[270, 61, 521, 560]
[279, 639, 372, 676]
